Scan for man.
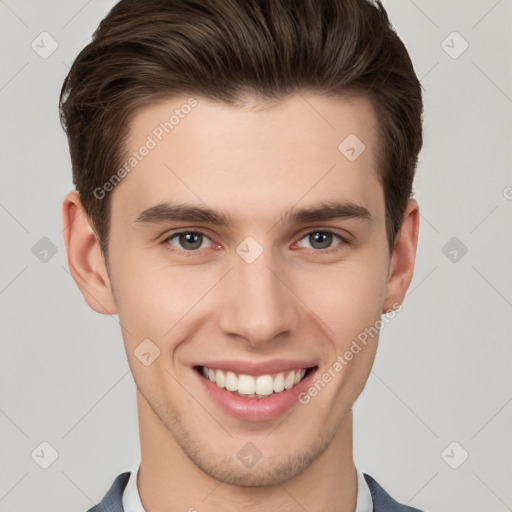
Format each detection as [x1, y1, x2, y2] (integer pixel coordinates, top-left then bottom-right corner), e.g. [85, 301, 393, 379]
[59, 0, 425, 510]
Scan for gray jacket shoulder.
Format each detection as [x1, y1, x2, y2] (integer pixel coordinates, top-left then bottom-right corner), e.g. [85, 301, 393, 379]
[86, 472, 130, 512]
[364, 473, 425, 512]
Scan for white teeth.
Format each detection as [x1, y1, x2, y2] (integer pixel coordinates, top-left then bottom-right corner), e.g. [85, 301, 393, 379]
[225, 371, 238, 392]
[284, 371, 295, 390]
[255, 375, 274, 395]
[297, 368, 306, 383]
[273, 372, 285, 392]
[215, 369, 225, 388]
[200, 366, 308, 397]
[237, 374, 256, 395]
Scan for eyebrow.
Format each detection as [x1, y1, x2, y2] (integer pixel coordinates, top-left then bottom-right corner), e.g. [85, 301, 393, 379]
[133, 200, 372, 227]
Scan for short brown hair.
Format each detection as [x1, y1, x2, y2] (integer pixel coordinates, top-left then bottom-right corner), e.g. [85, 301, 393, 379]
[59, 0, 423, 258]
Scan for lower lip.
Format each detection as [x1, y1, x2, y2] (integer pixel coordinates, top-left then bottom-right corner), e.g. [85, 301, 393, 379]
[196, 368, 317, 421]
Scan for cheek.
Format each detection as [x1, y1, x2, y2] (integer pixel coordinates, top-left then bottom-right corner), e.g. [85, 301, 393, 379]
[109, 249, 216, 346]
[107, 249, 165, 339]
[296, 252, 389, 342]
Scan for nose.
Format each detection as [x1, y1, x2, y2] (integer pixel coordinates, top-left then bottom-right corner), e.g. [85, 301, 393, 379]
[217, 246, 300, 348]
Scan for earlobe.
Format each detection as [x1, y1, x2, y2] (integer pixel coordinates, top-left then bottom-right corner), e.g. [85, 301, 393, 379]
[61, 190, 117, 315]
[383, 199, 420, 313]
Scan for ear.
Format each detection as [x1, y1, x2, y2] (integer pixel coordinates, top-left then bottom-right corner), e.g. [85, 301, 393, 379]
[383, 199, 420, 313]
[61, 190, 117, 315]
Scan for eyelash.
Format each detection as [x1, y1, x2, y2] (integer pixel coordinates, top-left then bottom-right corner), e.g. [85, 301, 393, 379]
[161, 229, 349, 256]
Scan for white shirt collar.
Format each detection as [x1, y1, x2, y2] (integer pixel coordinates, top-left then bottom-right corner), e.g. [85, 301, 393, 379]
[121, 461, 145, 512]
[355, 466, 374, 512]
[122, 460, 373, 512]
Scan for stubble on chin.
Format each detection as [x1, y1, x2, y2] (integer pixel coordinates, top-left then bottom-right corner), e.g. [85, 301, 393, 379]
[142, 384, 342, 488]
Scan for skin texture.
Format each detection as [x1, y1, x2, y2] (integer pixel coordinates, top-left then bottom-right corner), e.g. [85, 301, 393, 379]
[62, 93, 419, 512]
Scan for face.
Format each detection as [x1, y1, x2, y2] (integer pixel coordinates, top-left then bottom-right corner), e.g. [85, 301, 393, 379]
[67, 93, 416, 487]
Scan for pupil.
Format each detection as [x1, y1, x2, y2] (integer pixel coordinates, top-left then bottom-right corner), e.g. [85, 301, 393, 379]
[181, 232, 202, 250]
[311, 231, 331, 249]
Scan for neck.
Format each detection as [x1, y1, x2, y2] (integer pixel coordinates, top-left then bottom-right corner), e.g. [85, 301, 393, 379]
[136, 390, 357, 512]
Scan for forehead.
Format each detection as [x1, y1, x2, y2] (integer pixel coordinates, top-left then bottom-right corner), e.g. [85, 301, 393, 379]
[112, 93, 384, 225]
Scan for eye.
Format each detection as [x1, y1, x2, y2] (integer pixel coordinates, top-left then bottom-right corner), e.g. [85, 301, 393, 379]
[295, 230, 346, 251]
[162, 228, 347, 255]
[164, 230, 214, 252]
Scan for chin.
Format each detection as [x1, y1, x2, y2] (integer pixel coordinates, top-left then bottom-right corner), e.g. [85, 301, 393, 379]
[191, 453, 311, 487]
[183, 430, 335, 488]
[140, 380, 343, 487]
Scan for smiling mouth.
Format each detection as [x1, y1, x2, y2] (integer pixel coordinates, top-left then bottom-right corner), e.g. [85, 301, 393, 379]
[196, 365, 315, 398]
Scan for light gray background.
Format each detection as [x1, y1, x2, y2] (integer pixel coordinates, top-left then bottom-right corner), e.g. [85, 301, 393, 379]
[1, 1, 511, 511]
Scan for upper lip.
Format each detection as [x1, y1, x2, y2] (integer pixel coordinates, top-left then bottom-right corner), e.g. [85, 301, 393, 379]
[195, 359, 317, 376]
